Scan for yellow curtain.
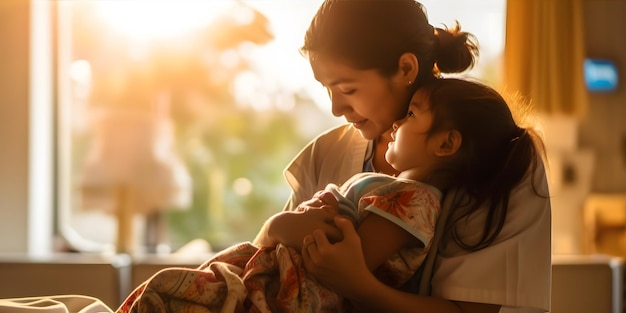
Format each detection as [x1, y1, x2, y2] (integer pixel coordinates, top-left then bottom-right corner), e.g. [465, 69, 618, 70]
[503, 0, 588, 117]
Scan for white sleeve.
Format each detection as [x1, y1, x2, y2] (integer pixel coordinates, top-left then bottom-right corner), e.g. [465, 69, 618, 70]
[431, 159, 552, 312]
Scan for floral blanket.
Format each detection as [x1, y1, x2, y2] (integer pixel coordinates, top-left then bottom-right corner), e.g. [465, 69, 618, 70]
[117, 174, 440, 313]
[116, 242, 342, 313]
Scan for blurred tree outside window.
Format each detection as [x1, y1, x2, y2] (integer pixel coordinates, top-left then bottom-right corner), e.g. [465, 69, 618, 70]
[55, 0, 505, 254]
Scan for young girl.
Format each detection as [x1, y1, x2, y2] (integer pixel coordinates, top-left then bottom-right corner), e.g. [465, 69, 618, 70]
[301, 80, 550, 313]
[117, 77, 547, 313]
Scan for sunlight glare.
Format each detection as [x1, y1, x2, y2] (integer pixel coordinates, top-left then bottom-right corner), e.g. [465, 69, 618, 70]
[233, 177, 253, 196]
[94, 0, 230, 42]
[70, 59, 92, 85]
[220, 50, 240, 69]
[240, 0, 330, 113]
[70, 59, 92, 100]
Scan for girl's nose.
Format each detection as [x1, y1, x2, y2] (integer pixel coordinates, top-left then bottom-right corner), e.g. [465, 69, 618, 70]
[392, 117, 404, 130]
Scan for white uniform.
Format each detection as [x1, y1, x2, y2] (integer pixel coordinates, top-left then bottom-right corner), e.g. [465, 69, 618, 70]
[283, 124, 551, 313]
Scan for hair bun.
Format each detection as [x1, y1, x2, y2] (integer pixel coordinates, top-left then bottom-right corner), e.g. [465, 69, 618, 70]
[434, 21, 479, 74]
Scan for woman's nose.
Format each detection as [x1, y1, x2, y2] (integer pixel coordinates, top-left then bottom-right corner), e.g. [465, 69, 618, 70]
[330, 94, 351, 117]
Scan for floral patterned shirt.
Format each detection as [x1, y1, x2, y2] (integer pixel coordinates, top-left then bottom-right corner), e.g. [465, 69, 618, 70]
[325, 172, 442, 287]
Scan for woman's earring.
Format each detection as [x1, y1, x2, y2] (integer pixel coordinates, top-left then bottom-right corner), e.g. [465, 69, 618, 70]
[408, 80, 412, 86]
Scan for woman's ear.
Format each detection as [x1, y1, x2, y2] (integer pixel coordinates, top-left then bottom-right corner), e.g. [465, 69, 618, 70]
[435, 130, 462, 157]
[397, 52, 419, 83]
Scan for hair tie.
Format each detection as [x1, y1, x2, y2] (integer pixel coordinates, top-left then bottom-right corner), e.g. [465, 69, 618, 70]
[510, 128, 527, 143]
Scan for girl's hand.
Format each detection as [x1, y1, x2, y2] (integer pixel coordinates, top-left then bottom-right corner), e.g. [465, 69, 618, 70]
[296, 190, 339, 213]
[254, 191, 341, 249]
[302, 215, 371, 298]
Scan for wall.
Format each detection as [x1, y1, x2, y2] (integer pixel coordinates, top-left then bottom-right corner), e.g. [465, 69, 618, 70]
[579, 0, 626, 193]
[0, 0, 53, 254]
[0, 0, 31, 252]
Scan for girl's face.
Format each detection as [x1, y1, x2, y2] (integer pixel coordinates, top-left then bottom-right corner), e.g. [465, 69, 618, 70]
[385, 91, 443, 175]
[310, 55, 412, 140]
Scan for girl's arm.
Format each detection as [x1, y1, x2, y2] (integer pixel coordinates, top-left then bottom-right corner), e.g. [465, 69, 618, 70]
[303, 216, 501, 313]
[253, 192, 342, 250]
[357, 213, 419, 271]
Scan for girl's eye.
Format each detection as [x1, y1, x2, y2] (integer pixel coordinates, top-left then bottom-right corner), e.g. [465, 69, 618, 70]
[407, 110, 415, 117]
[341, 89, 356, 95]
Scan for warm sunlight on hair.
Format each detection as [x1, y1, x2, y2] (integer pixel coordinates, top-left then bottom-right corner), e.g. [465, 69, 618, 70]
[94, 0, 232, 42]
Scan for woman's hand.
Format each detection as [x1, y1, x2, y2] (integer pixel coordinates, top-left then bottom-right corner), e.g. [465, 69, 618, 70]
[302, 215, 371, 299]
[302, 216, 501, 313]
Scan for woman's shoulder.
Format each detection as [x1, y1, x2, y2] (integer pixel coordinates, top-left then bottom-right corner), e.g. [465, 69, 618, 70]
[283, 124, 371, 201]
[310, 124, 367, 148]
[288, 123, 368, 165]
[294, 123, 370, 165]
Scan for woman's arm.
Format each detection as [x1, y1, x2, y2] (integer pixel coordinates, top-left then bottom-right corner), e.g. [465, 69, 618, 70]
[303, 216, 501, 313]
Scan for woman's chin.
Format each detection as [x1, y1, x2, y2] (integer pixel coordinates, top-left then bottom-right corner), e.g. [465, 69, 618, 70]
[356, 128, 377, 140]
[350, 124, 380, 140]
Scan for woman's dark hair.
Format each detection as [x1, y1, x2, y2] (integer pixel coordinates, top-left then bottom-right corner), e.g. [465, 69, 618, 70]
[419, 78, 547, 250]
[301, 0, 479, 90]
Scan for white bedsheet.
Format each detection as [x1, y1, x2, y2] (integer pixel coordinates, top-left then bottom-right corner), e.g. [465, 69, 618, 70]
[0, 295, 113, 313]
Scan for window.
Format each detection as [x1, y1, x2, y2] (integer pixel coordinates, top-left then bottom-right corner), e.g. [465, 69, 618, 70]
[55, 0, 505, 254]
[421, 0, 507, 85]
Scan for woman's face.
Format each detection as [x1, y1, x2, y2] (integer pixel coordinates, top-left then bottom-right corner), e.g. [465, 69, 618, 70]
[310, 55, 412, 140]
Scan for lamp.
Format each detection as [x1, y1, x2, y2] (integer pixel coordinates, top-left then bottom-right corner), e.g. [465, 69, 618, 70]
[80, 101, 191, 254]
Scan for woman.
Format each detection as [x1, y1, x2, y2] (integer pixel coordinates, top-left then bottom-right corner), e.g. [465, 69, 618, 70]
[254, 1, 551, 313]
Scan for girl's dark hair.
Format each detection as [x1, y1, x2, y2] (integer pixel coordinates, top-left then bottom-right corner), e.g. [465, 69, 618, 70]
[301, 0, 479, 90]
[419, 78, 547, 250]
